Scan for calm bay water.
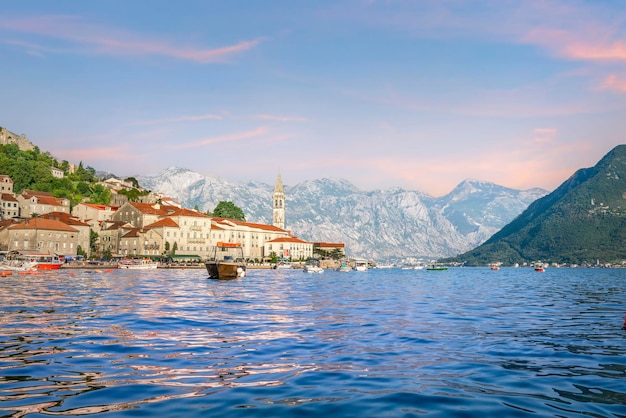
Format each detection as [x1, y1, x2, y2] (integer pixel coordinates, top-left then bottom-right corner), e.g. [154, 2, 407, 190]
[0, 267, 625, 417]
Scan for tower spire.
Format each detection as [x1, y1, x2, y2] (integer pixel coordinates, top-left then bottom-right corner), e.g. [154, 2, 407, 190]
[272, 172, 285, 230]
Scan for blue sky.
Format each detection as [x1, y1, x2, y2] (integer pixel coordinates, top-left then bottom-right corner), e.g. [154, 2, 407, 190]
[1, 1, 625, 196]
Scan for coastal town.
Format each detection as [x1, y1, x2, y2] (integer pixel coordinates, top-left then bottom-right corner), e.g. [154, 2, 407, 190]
[0, 173, 347, 266]
[0, 128, 346, 266]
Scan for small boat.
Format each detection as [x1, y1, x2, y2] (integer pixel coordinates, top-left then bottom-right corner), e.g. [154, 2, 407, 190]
[426, 264, 448, 271]
[0, 258, 39, 272]
[490, 264, 500, 270]
[303, 258, 324, 274]
[534, 266, 545, 272]
[23, 254, 64, 270]
[117, 258, 158, 269]
[205, 242, 247, 279]
[353, 259, 368, 272]
[335, 262, 352, 272]
[274, 260, 293, 270]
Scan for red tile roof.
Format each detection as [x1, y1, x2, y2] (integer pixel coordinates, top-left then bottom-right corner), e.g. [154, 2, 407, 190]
[9, 218, 79, 233]
[40, 212, 90, 227]
[267, 236, 310, 244]
[146, 218, 179, 228]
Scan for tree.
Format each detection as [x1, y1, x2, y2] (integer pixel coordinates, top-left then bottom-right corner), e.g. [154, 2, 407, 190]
[212, 201, 246, 221]
[90, 230, 99, 254]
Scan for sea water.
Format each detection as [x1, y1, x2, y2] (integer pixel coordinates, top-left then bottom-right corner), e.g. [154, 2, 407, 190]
[0, 267, 625, 417]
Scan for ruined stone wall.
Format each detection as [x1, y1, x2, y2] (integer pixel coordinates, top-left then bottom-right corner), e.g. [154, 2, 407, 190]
[0, 127, 35, 151]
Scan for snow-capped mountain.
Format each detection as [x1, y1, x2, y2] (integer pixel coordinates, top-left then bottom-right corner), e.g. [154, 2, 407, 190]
[137, 167, 547, 261]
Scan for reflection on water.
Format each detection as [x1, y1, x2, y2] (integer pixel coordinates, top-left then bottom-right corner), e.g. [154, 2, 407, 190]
[1, 267, 625, 416]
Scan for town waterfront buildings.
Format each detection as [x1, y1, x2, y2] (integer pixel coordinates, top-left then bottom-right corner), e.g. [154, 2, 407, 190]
[0, 172, 344, 261]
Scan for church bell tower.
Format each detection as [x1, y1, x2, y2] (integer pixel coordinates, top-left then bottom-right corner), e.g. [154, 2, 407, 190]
[273, 172, 285, 230]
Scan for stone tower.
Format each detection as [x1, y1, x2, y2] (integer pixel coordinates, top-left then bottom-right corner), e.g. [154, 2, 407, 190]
[272, 172, 285, 230]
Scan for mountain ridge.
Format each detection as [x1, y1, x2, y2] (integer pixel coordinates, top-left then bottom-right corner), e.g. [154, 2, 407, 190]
[137, 170, 547, 261]
[446, 144, 626, 265]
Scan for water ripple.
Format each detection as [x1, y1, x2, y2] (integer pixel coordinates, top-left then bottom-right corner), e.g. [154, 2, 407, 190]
[0, 267, 625, 416]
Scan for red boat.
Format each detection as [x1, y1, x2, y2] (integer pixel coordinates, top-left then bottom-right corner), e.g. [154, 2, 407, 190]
[24, 254, 64, 270]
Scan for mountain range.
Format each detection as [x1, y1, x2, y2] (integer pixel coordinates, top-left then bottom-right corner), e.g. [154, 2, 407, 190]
[137, 168, 547, 261]
[446, 144, 626, 266]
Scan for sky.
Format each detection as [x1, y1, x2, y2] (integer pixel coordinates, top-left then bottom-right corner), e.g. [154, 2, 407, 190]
[1, 0, 625, 196]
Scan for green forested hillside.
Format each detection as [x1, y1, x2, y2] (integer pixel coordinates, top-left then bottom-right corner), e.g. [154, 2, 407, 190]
[0, 143, 111, 205]
[445, 145, 626, 266]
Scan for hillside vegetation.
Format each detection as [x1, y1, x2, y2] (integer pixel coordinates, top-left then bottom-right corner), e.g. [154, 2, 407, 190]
[0, 143, 111, 205]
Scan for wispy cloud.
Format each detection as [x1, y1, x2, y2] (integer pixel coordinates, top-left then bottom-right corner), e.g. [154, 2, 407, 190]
[599, 74, 626, 93]
[254, 114, 309, 122]
[131, 114, 224, 126]
[0, 15, 261, 63]
[533, 128, 558, 143]
[170, 127, 268, 149]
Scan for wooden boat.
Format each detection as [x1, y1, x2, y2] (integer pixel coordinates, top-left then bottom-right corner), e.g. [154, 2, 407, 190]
[205, 242, 246, 279]
[117, 258, 158, 269]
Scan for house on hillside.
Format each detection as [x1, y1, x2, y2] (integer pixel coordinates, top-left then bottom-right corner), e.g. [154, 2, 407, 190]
[8, 218, 79, 255]
[17, 190, 70, 218]
[50, 167, 64, 178]
[0, 175, 14, 194]
[1, 193, 19, 220]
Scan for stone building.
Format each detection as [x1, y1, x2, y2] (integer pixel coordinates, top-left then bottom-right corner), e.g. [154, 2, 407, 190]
[0, 175, 14, 194]
[265, 236, 314, 260]
[72, 203, 119, 232]
[1, 193, 19, 220]
[39, 212, 91, 256]
[8, 218, 79, 255]
[17, 190, 70, 218]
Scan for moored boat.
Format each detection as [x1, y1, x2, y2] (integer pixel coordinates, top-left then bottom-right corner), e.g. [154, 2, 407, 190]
[303, 258, 324, 274]
[353, 259, 368, 272]
[274, 260, 293, 269]
[205, 242, 247, 279]
[23, 253, 63, 270]
[117, 258, 159, 269]
[335, 262, 352, 272]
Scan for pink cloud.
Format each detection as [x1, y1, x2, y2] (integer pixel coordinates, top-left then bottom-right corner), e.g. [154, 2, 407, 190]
[171, 127, 269, 149]
[0, 15, 261, 63]
[599, 74, 626, 93]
